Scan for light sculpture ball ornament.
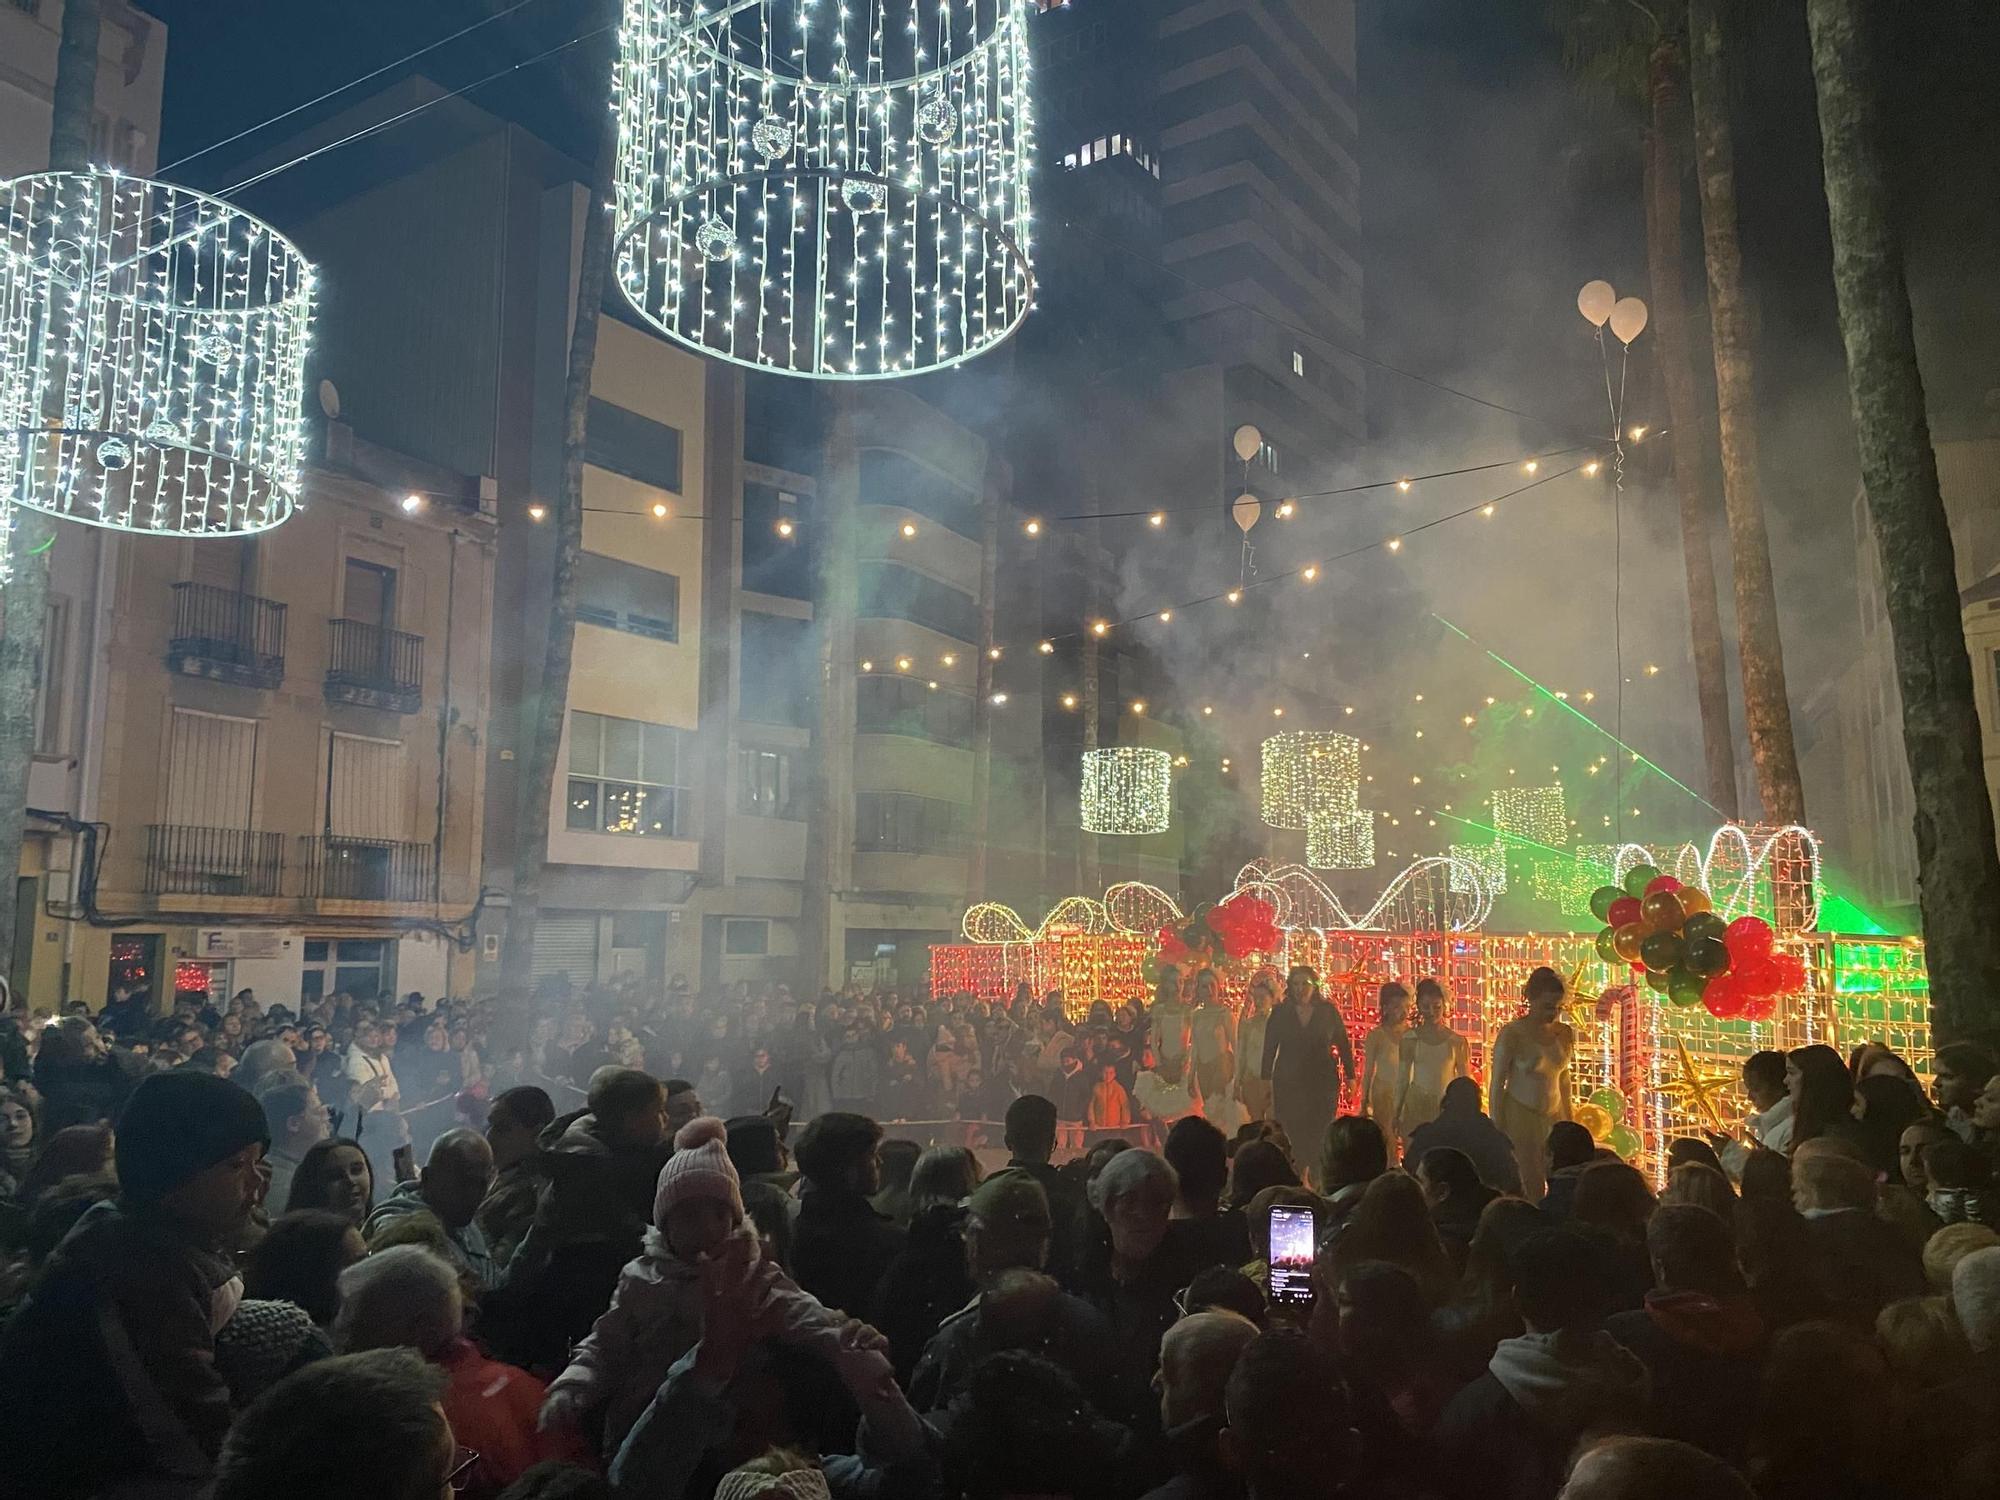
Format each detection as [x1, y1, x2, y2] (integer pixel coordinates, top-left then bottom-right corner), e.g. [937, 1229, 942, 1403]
[1260, 730, 1361, 832]
[0, 170, 314, 576]
[1080, 747, 1171, 837]
[612, 0, 1036, 380]
[1306, 806, 1375, 871]
[0, 172, 312, 576]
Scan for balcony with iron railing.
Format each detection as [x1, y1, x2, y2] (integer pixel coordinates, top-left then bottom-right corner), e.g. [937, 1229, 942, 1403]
[144, 825, 286, 899]
[324, 618, 423, 713]
[166, 582, 287, 689]
[299, 836, 437, 904]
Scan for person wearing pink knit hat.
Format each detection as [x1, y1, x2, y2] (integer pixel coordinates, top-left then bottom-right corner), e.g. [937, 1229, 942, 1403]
[540, 1116, 848, 1462]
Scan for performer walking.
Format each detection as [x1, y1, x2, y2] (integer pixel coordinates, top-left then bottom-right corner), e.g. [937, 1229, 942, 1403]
[1260, 965, 1356, 1186]
[1359, 982, 1412, 1153]
[1489, 966, 1575, 1201]
[1396, 977, 1471, 1142]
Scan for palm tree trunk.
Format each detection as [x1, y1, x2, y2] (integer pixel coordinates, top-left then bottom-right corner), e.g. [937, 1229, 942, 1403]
[800, 388, 860, 997]
[0, 0, 98, 991]
[1645, 34, 1740, 820]
[496, 113, 616, 996]
[1804, 0, 2000, 1047]
[1687, 0, 1806, 823]
[967, 461, 1000, 900]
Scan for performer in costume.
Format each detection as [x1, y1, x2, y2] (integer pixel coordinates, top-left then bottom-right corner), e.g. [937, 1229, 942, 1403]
[1148, 965, 1191, 1084]
[1396, 977, 1471, 1141]
[1489, 966, 1575, 1201]
[1359, 982, 1412, 1152]
[1261, 965, 1356, 1184]
[1235, 971, 1276, 1123]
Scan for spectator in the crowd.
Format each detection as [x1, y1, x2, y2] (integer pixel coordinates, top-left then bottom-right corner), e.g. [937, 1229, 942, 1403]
[0, 1071, 269, 1498]
[1785, 1045, 1865, 1155]
[244, 1208, 367, 1328]
[871, 1136, 923, 1227]
[1080, 1148, 1205, 1420]
[12, 1120, 115, 1208]
[1657, 1161, 1735, 1223]
[664, 1077, 703, 1135]
[1570, 1161, 1659, 1310]
[1318, 1115, 1390, 1236]
[1417, 1146, 1499, 1265]
[1146, 1309, 1259, 1500]
[1434, 1196, 1546, 1379]
[1004, 1094, 1087, 1282]
[1922, 1136, 1998, 1227]
[871, 1147, 979, 1382]
[364, 1128, 499, 1289]
[0, 1083, 39, 1197]
[236, 1037, 300, 1098]
[478, 1084, 556, 1269]
[1850, 1071, 1933, 1184]
[1931, 1040, 1997, 1141]
[259, 1078, 331, 1214]
[793, 1111, 906, 1317]
[1792, 1139, 1924, 1323]
[335, 1245, 582, 1497]
[829, 1026, 880, 1114]
[210, 1348, 457, 1500]
[1327, 1170, 1456, 1304]
[33, 1016, 133, 1132]
[1431, 1226, 1647, 1500]
[1924, 1219, 2000, 1290]
[1559, 1435, 1756, 1499]
[1326, 1259, 1459, 1449]
[343, 1017, 411, 1190]
[1747, 1320, 1898, 1500]
[1876, 1292, 1972, 1393]
[1719, 1051, 1794, 1177]
[286, 1135, 376, 1225]
[939, 1350, 1126, 1500]
[1403, 1076, 1523, 1195]
[1225, 1137, 1299, 1210]
[1220, 1328, 1361, 1500]
[1603, 1203, 1763, 1463]
[490, 1067, 670, 1369]
[1163, 1115, 1252, 1267]
[1536, 1121, 1598, 1220]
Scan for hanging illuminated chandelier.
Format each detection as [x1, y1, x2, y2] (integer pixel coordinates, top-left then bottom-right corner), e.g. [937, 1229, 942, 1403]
[1306, 806, 1376, 871]
[611, 0, 1036, 379]
[1493, 784, 1570, 850]
[1260, 730, 1361, 831]
[1080, 747, 1171, 836]
[0, 170, 315, 579]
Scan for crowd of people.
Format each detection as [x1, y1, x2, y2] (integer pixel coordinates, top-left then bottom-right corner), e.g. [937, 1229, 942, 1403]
[1, 962, 1999, 1500]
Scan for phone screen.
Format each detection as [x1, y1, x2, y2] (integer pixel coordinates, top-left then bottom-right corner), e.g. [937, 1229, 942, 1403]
[1268, 1204, 1318, 1306]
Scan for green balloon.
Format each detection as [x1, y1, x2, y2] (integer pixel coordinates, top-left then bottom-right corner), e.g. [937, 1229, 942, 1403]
[1588, 1086, 1625, 1123]
[1624, 863, 1661, 898]
[1682, 910, 1728, 946]
[1686, 935, 1732, 977]
[1594, 925, 1620, 964]
[1668, 968, 1708, 1008]
[1640, 931, 1686, 972]
[1608, 1124, 1642, 1159]
[1644, 966, 1672, 994]
[1589, 884, 1624, 922]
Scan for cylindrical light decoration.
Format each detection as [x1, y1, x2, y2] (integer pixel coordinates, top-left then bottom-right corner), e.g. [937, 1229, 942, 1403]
[1080, 747, 1171, 836]
[1306, 807, 1375, 870]
[611, 0, 1036, 379]
[0, 171, 314, 578]
[1260, 731, 1360, 831]
[1449, 841, 1508, 897]
[1492, 785, 1569, 850]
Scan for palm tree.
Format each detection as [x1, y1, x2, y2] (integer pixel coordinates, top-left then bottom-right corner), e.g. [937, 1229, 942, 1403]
[0, 0, 99, 991]
[1552, 0, 1740, 819]
[1687, 0, 1806, 823]
[495, 97, 617, 995]
[1803, 0, 2000, 1046]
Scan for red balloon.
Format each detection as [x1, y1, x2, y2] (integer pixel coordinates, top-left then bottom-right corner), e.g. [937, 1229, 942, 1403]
[1644, 874, 1683, 897]
[1736, 956, 1785, 997]
[1705, 974, 1747, 1018]
[1738, 992, 1779, 1022]
[1725, 915, 1776, 962]
[1608, 896, 1643, 928]
[1769, 952, 1808, 992]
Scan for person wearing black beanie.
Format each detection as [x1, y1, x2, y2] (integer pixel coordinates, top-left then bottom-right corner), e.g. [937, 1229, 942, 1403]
[0, 1071, 272, 1498]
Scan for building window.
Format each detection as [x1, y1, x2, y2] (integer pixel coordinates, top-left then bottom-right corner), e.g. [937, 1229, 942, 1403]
[857, 674, 975, 747]
[567, 711, 687, 837]
[34, 596, 70, 755]
[1260, 442, 1279, 474]
[723, 919, 770, 957]
[300, 938, 394, 1004]
[739, 747, 798, 819]
[854, 791, 968, 855]
[740, 612, 812, 726]
[577, 552, 680, 642]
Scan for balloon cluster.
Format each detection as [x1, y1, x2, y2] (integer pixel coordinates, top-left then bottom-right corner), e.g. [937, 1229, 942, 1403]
[1588, 867, 1805, 1021]
[1570, 1084, 1640, 1161]
[1156, 891, 1281, 969]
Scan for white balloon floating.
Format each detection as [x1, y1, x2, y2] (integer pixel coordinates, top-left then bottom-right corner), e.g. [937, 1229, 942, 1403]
[1232, 424, 1263, 463]
[1609, 296, 1650, 345]
[1232, 493, 1262, 534]
[1577, 279, 1616, 328]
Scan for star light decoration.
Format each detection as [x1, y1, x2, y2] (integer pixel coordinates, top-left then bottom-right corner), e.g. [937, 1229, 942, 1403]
[611, 0, 1036, 379]
[1260, 731, 1361, 832]
[1080, 747, 1171, 836]
[0, 171, 314, 578]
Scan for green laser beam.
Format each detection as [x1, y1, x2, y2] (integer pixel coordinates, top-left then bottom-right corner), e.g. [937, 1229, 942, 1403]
[1429, 612, 1724, 818]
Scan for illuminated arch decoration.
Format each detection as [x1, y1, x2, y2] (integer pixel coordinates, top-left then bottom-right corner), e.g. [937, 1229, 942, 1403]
[0, 170, 315, 579]
[1104, 881, 1183, 935]
[1613, 825, 1822, 931]
[1259, 730, 1360, 831]
[1306, 806, 1375, 870]
[1080, 746, 1171, 835]
[961, 883, 1185, 946]
[611, 0, 1036, 379]
[1234, 855, 1495, 934]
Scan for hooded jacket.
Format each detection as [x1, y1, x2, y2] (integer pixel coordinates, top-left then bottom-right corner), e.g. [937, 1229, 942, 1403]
[1605, 1290, 1764, 1462]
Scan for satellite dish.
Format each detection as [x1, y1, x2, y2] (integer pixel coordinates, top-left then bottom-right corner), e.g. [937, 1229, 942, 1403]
[318, 378, 341, 418]
[1232, 493, 1261, 534]
[1232, 424, 1263, 463]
